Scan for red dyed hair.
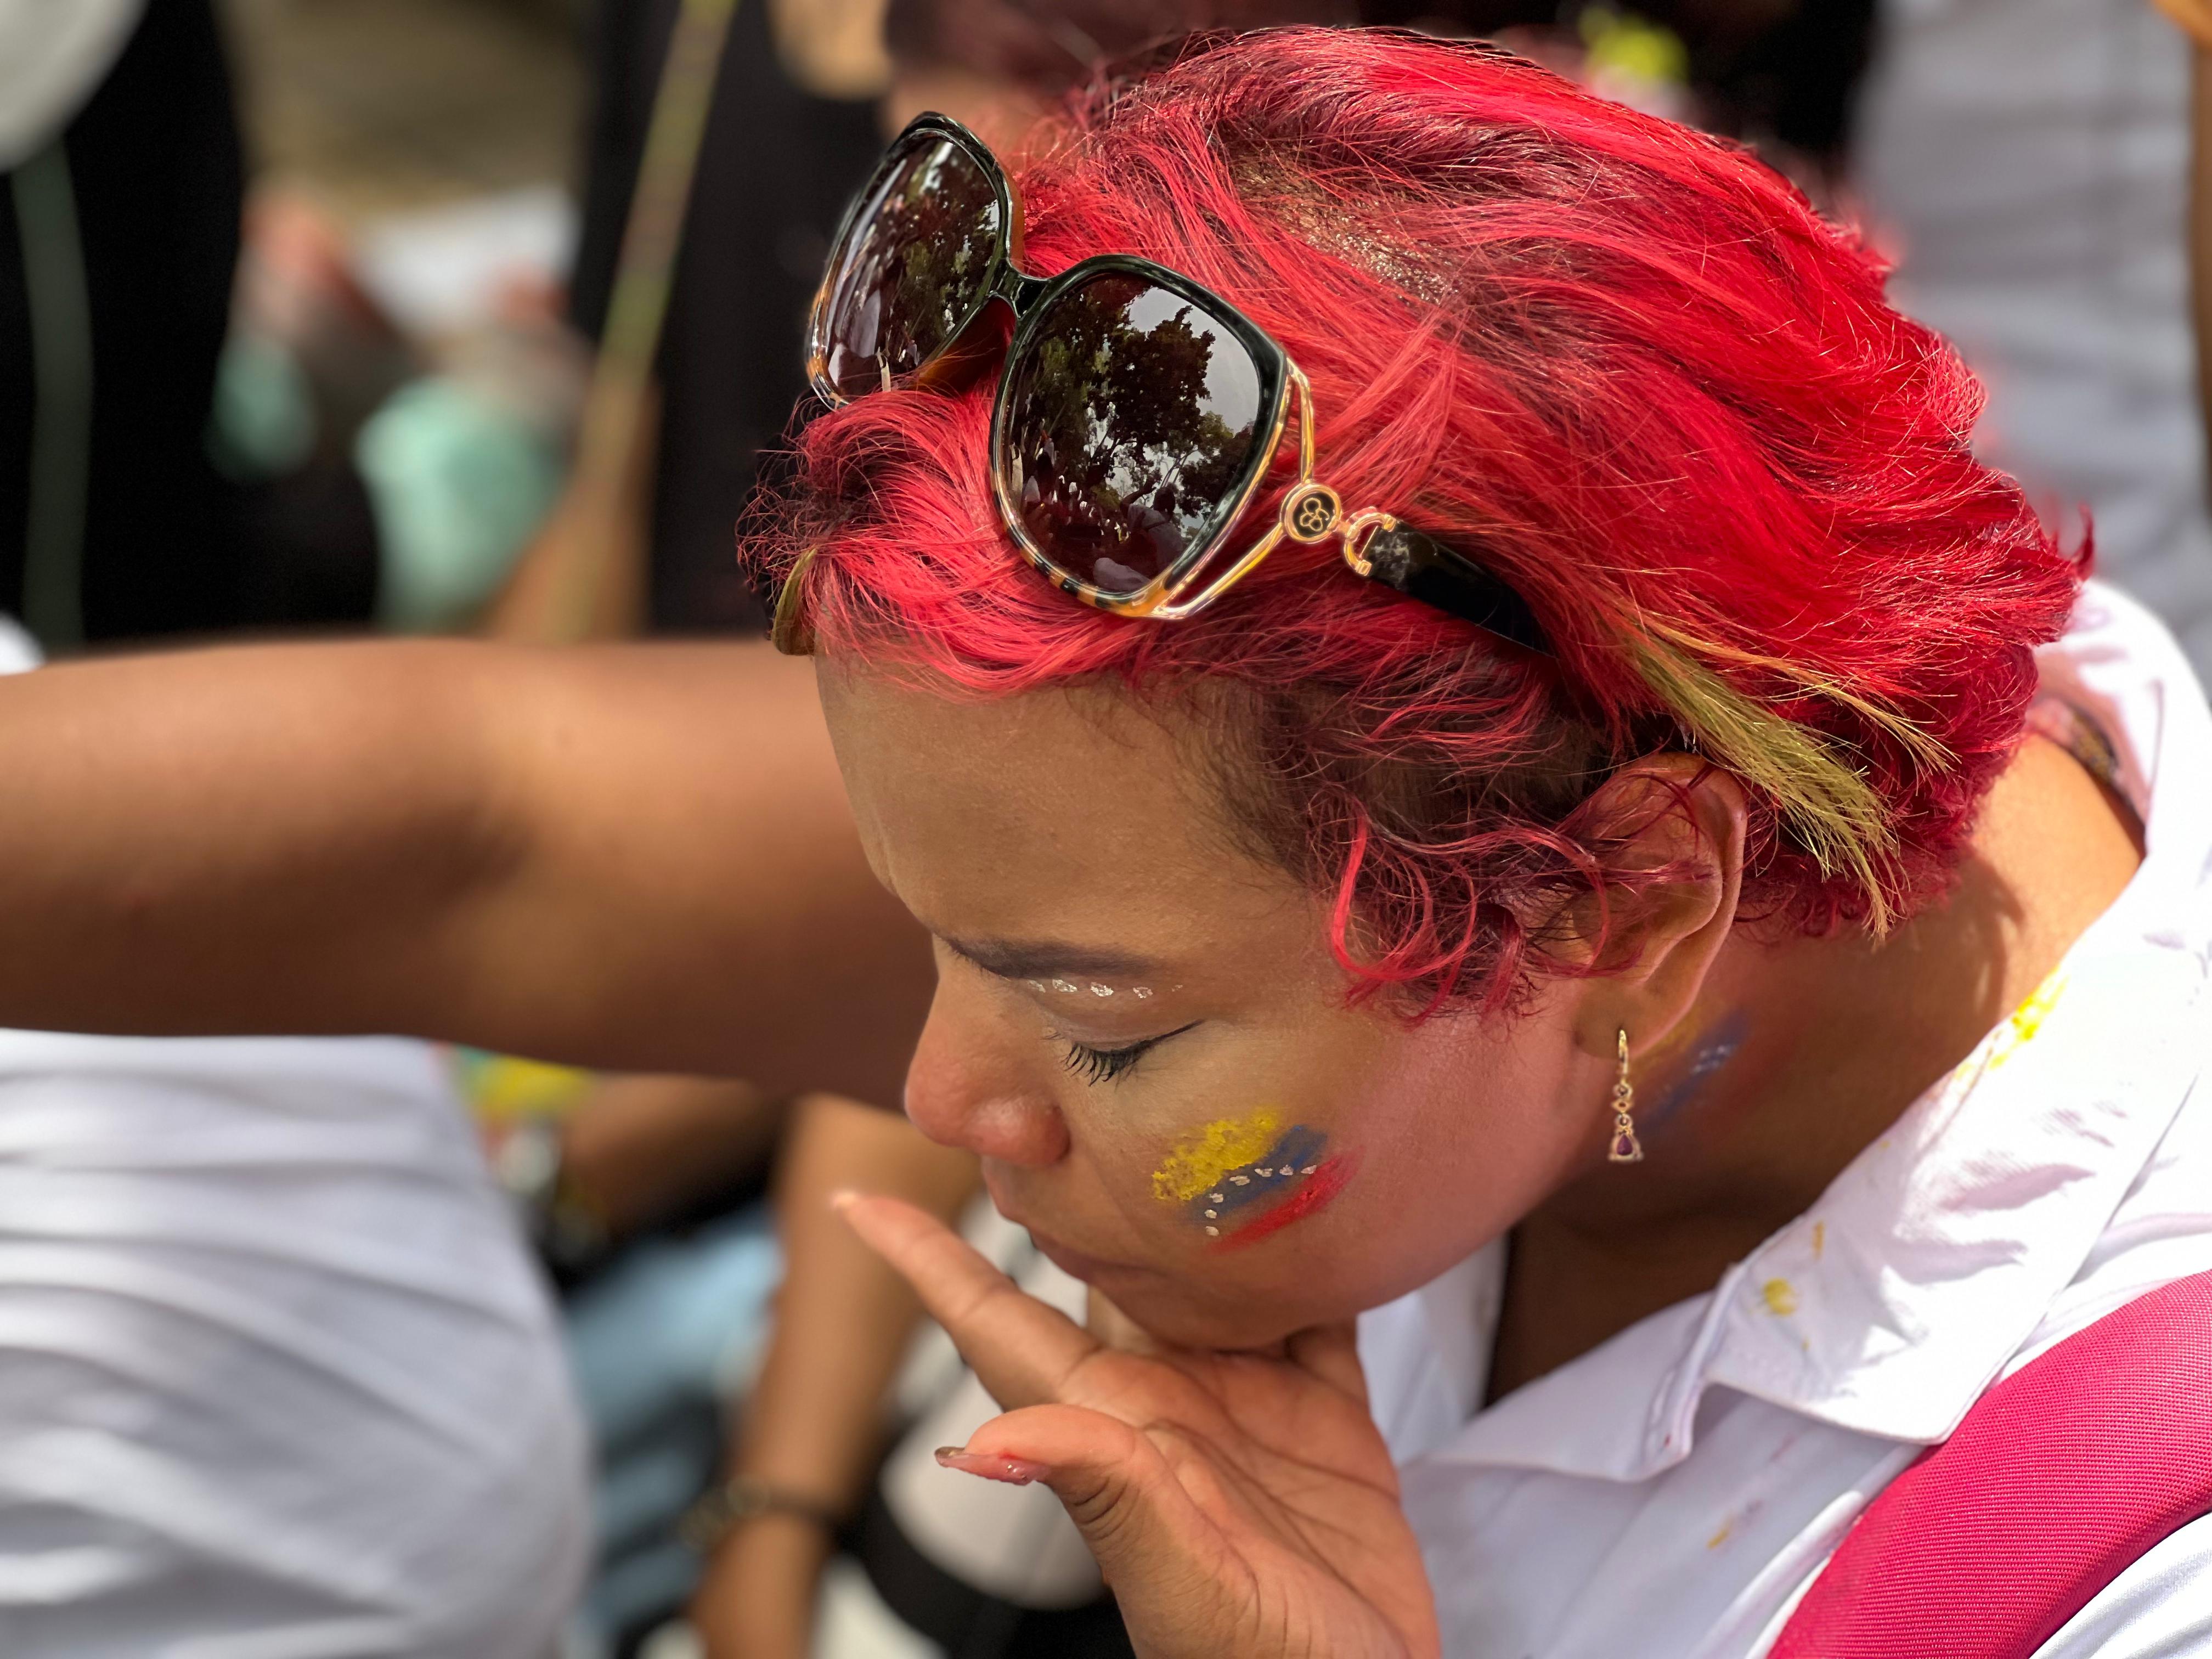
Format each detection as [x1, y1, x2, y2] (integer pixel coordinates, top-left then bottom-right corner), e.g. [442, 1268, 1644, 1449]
[747, 28, 2079, 1011]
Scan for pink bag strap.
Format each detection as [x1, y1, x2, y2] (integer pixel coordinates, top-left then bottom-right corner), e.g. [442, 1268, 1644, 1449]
[1770, 1269, 2212, 1659]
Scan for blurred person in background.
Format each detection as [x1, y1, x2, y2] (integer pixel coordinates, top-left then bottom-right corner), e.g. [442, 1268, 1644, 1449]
[473, 1064, 793, 1655]
[504, 0, 1353, 642]
[3, 0, 247, 650]
[498, 0, 888, 637]
[1, 0, 383, 655]
[1356, 0, 1877, 200]
[0, 622, 588, 1658]
[678, 1093, 1125, 1659]
[1856, 0, 2212, 676]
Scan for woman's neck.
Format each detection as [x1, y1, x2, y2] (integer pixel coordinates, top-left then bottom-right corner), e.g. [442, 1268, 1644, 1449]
[1486, 735, 2144, 1402]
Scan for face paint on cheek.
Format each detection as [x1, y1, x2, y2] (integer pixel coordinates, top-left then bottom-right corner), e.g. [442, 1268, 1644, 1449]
[1640, 1010, 1748, 1137]
[1149, 1109, 1356, 1250]
[1207, 1151, 1359, 1252]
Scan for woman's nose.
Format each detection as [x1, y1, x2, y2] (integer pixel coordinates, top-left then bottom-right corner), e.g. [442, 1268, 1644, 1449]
[903, 996, 1070, 1167]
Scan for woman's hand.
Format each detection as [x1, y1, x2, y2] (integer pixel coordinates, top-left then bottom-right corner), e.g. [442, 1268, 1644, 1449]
[837, 1193, 1441, 1659]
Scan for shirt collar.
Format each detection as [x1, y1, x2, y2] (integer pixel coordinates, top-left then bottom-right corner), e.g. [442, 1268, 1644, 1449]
[1408, 583, 2212, 1482]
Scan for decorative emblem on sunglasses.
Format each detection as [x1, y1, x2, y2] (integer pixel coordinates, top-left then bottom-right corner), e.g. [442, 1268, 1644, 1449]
[1284, 483, 1344, 544]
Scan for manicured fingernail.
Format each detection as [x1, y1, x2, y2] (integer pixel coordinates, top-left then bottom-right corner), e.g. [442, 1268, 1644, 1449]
[935, 1445, 1048, 1485]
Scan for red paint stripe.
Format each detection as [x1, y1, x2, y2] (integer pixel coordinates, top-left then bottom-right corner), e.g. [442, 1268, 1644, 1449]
[1210, 1152, 1358, 1252]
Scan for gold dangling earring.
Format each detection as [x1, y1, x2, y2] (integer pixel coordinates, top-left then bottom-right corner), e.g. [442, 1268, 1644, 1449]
[1609, 1028, 1644, 1164]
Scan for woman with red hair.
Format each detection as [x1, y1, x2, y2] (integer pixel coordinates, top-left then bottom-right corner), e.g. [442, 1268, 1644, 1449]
[752, 30, 2212, 1654]
[0, 28, 2207, 1657]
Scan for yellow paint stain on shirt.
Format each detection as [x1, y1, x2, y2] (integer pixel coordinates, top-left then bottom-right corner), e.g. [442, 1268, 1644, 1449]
[1811, 1221, 1825, 1259]
[1761, 1278, 1800, 1317]
[1707, 1521, 1732, 1549]
[1150, 1108, 1282, 1204]
[1988, 971, 2067, 1070]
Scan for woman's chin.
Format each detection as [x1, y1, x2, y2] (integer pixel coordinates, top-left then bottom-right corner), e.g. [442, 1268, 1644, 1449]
[1020, 1222, 1343, 1348]
[1107, 1278, 1323, 1353]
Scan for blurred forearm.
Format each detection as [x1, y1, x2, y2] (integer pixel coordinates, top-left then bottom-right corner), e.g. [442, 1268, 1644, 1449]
[0, 639, 511, 1034]
[692, 1092, 979, 1658]
[741, 1091, 979, 1513]
[0, 638, 935, 1104]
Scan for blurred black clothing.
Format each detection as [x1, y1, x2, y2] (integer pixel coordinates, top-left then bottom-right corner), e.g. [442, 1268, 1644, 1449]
[0, 0, 378, 650]
[571, 0, 883, 633]
[1362, 0, 1878, 169]
[854, 1481, 1137, 1659]
[0, 0, 242, 645]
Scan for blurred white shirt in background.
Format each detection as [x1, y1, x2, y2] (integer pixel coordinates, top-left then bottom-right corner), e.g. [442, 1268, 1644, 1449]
[1858, 0, 2212, 678]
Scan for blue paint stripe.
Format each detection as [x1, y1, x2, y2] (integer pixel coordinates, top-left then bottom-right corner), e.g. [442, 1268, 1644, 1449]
[1184, 1125, 1328, 1223]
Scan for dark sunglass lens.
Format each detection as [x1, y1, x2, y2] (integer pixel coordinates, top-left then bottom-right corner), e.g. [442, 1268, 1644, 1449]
[997, 275, 1267, 599]
[821, 136, 1001, 399]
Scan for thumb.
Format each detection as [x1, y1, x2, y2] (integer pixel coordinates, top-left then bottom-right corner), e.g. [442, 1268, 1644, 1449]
[940, 1404, 1239, 1631]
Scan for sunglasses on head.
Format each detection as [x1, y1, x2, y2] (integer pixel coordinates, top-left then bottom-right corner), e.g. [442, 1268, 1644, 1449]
[806, 114, 1550, 653]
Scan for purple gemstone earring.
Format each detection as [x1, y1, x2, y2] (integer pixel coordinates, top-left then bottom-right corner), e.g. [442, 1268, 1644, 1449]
[1609, 1028, 1645, 1163]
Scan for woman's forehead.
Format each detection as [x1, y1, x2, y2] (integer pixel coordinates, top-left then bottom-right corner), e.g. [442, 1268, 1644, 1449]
[817, 664, 1307, 954]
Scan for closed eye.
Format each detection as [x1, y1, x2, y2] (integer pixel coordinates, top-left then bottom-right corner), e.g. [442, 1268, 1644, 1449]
[1059, 1022, 1199, 1085]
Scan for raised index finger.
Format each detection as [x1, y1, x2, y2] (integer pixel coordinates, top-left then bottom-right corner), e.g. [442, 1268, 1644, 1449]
[834, 1191, 1102, 1410]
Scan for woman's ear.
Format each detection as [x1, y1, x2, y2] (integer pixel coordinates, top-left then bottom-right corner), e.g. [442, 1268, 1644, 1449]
[1549, 754, 1750, 1057]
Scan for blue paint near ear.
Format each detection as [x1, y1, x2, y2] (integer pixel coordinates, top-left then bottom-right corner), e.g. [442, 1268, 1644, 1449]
[1640, 1011, 1747, 1134]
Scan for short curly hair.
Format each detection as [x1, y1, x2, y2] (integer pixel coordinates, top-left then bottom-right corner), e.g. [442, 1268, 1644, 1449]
[746, 27, 2080, 1013]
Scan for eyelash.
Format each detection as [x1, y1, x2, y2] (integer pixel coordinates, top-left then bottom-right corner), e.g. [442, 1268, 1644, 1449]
[1062, 1038, 1157, 1085]
[1059, 1022, 1197, 1086]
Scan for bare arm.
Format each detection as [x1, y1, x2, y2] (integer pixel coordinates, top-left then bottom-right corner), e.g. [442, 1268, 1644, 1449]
[692, 1092, 981, 1659]
[0, 638, 933, 1104]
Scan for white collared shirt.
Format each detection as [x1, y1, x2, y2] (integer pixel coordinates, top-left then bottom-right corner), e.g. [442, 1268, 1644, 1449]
[1357, 581, 2212, 1658]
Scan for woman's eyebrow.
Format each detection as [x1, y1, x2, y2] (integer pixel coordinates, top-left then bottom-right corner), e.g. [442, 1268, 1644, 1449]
[943, 936, 1166, 982]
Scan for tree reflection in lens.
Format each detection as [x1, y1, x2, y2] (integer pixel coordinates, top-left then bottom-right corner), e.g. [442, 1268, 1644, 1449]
[824, 138, 1001, 399]
[1000, 276, 1265, 596]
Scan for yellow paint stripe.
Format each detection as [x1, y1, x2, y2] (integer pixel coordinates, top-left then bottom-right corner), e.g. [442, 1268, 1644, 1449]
[1151, 1109, 1282, 1204]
